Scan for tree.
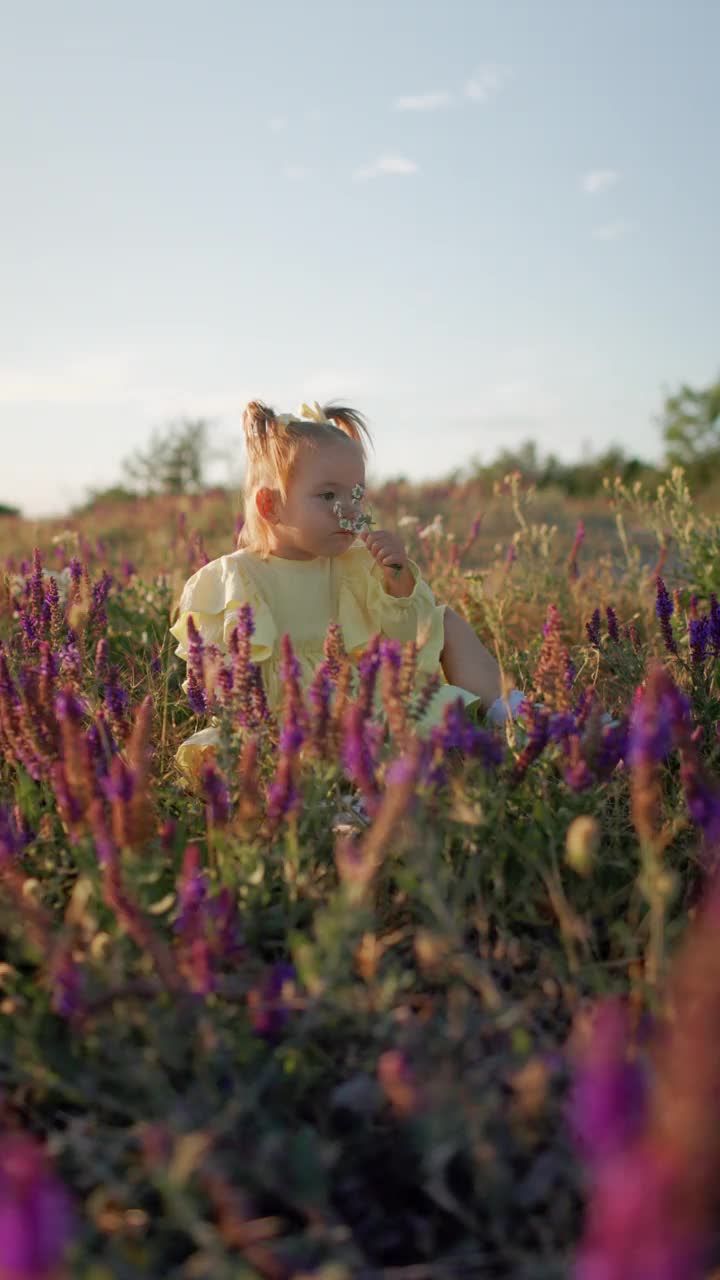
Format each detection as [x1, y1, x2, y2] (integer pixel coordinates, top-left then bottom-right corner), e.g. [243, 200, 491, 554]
[661, 375, 720, 467]
[122, 418, 215, 496]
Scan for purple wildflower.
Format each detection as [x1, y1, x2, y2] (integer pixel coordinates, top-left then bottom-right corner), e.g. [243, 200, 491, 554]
[627, 677, 690, 768]
[174, 844, 242, 993]
[45, 575, 64, 641]
[0, 1133, 75, 1279]
[94, 638, 109, 680]
[342, 704, 381, 814]
[595, 720, 630, 780]
[28, 549, 45, 624]
[356, 635, 382, 719]
[548, 711, 576, 744]
[185, 615, 207, 715]
[432, 699, 502, 769]
[91, 570, 113, 626]
[410, 672, 441, 726]
[175, 844, 207, 932]
[248, 963, 297, 1041]
[511, 703, 551, 783]
[679, 753, 720, 852]
[55, 688, 86, 726]
[86, 714, 117, 776]
[689, 616, 710, 667]
[606, 606, 620, 644]
[379, 637, 403, 672]
[308, 662, 332, 754]
[216, 666, 234, 708]
[202, 762, 230, 827]
[228, 603, 255, 727]
[563, 747, 595, 791]
[323, 621, 347, 681]
[278, 634, 308, 750]
[569, 999, 647, 1165]
[58, 638, 82, 681]
[655, 577, 677, 655]
[266, 756, 300, 825]
[573, 687, 598, 730]
[575, 1142, 709, 1280]
[586, 608, 601, 647]
[20, 612, 38, 654]
[103, 667, 129, 725]
[249, 665, 269, 724]
[99, 754, 133, 807]
[0, 806, 30, 865]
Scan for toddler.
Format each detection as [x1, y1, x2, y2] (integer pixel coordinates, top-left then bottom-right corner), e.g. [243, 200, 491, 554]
[171, 400, 513, 776]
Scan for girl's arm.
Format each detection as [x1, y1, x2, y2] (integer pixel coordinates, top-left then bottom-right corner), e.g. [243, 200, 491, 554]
[440, 607, 502, 706]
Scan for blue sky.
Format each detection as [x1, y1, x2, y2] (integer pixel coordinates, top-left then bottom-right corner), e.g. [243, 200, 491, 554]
[2, 0, 718, 516]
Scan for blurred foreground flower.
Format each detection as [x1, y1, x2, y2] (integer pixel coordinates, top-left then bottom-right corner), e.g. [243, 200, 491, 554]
[0, 1134, 75, 1280]
[565, 815, 600, 877]
[572, 875, 720, 1278]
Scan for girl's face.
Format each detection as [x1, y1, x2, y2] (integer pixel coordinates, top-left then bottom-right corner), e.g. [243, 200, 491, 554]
[271, 439, 367, 559]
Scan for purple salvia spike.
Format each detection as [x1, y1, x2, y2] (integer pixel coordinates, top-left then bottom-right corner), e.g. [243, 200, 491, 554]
[94, 637, 109, 681]
[356, 633, 382, 719]
[655, 577, 677, 655]
[308, 662, 332, 755]
[605, 605, 620, 643]
[689, 616, 710, 667]
[586, 608, 601, 647]
[185, 615, 207, 715]
[29, 547, 45, 623]
[202, 762, 230, 827]
[341, 704, 381, 814]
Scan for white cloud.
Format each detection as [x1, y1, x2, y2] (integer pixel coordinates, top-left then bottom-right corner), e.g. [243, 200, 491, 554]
[284, 164, 309, 180]
[463, 64, 510, 103]
[394, 90, 452, 112]
[582, 169, 620, 194]
[352, 153, 418, 182]
[268, 115, 288, 133]
[592, 219, 630, 241]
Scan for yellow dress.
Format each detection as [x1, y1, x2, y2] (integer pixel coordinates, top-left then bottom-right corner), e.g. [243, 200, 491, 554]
[169, 542, 479, 775]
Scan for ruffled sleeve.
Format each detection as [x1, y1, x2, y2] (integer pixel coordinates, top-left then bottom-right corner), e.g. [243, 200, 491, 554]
[338, 545, 446, 672]
[170, 552, 277, 664]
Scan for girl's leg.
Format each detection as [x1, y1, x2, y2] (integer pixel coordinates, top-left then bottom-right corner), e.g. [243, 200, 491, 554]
[440, 607, 502, 708]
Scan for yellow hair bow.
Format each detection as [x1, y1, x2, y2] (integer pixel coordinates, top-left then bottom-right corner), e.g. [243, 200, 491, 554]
[298, 401, 330, 423]
[275, 401, 332, 430]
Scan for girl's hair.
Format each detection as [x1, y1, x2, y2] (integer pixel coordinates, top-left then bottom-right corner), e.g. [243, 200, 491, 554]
[237, 400, 372, 557]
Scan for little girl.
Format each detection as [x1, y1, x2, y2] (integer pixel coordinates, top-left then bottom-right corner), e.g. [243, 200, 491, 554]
[170, 399, 509, 776]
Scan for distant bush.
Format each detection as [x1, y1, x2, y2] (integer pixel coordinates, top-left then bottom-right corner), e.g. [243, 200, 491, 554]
[466, 440, 662, 498]
[73, 484, 140, 514]
[0, 501, 20, 517]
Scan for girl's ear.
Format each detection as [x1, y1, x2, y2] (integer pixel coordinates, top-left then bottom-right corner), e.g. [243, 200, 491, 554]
[255, 487, 279, 522]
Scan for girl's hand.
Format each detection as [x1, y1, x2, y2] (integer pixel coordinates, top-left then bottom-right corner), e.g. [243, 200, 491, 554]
[360, 530, 414, 597]
[361, 528, 408, 572]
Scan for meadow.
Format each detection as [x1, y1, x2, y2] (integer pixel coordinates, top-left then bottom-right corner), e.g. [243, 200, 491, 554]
[1, 465, 720, 1278]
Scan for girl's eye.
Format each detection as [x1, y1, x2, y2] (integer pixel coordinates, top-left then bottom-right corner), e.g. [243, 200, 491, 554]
[320, 492, 335, 501]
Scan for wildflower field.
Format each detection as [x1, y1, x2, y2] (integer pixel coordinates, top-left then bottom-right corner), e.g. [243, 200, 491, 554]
[2, 467, 720, 1279]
